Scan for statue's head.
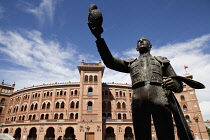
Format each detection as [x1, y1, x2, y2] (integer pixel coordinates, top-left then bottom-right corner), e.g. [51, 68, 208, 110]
[136, 37, 152, 54]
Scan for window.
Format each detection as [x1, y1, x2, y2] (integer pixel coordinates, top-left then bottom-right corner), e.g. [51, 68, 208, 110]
[42, 103, 46, 109]
[70, 113, 74, 119]
[33, 115, 36, 120]
[123, 114, 127, 119]
[181, 95, 185, 101]
[185, 115, 191, 122]
[56, 102, 59, 108]
[54, 113, 58, 119]
[117, 102, 121, 109]
[122, 102, 126, 109]
[75, 113, 78, 119]
[85, 75, 88, 81]
[183, 105, 188, 111]
[47, 102, 50, 109]
[89, 75, 93, 81]
[70, 102, 74, 108]
[87, 101, 93, 111]
[118, 114, 121, 119]
[60, 113, 64, 119]
[76, 102, 79, 108]
[0, 98, 5, 103]
[41, 114, 44, 120]
[94, 75, 97, 82]
[45, 114, 49, 120]
[88, 87, 93, 96]
[61, 102, 65, 108]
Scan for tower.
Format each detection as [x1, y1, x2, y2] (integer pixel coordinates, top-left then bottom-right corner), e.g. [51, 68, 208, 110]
[77, 61, 105, 140]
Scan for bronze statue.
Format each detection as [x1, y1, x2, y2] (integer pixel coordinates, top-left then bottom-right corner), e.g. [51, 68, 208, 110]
[88, 4, 204, 140]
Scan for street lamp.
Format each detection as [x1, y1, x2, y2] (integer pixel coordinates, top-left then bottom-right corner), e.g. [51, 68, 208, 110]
[194, 117, 203, 140]
[83, 120, 92, 140]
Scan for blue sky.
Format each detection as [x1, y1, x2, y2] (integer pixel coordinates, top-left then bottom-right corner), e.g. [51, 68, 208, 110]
[0, 0, 210, 120]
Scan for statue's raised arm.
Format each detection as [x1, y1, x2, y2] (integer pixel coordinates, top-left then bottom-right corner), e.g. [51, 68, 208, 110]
[88, 4, 130, 73]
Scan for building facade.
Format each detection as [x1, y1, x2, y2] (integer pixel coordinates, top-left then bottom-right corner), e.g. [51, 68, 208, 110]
[0, 61, 208, 140]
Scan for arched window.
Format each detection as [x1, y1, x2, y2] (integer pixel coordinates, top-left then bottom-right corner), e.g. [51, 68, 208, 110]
[123, 92, 125, 97]
[21, 106, 24, 111]
[33, 115, 36, 120]
[40, 114, 44, 120]
[75, 113, 78, 119]
[34, 103, 38, 110]
[60, 113, 64, 119]
[85, 75, 88, 82]
[54, 113, 58, 119]
[61, 102, 65, 108]
[185, 115, 191, 122]
[75, 90, 78, 96]
[30, 104, 34, 110]
[64, 91, 66, 95]
[60, 90, 63, 96]
[47, 102, 50, 109]
[122, 102, 126, 109]
[55, 102, 59, 108]
[120, 91, 122, 97]
[70, 113, 74, 119]
[118, 114, 121, 119]
[47, 91, 49, 96]
[24, 105, 27, 111]
[70, 102, 74, 108]
[116, 92, 118, 97]
[50, 92, 52, 96]
[71, 91, 73, 96]
[117, 102, 121, 109]
[42, 103, 46, 109]
[44, 93, 46, 97]
[183, 105, 188, 111]
[0, 98, 5, 103]
[76, 102, 79, 108]
[88, 87, 93, 96]
[123, 113, 127, 119]
[87, 101, 93, 111]
[94, 75, 97, 82]
[29, 115, 32, 120]
[181, 95, 185, 101]
[22, 115, 25, 120]
[19, 116, 21, 120]
[45, 114, 49, 119]
[89, 75, 93, 82]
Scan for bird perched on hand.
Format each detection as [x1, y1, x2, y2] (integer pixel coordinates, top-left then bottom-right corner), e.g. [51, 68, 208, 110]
[88, 4, 103, 38]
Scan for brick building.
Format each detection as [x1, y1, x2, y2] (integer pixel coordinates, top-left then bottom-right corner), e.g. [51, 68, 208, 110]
[0, 61, 208, 140]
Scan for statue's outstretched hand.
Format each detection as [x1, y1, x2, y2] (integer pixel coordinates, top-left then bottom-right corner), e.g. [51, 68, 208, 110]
[88, 4, 103, 39]
[162, 77, 178, 91]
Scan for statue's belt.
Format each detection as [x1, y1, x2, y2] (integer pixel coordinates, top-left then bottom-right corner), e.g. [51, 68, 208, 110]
[132, 81, 162, 89]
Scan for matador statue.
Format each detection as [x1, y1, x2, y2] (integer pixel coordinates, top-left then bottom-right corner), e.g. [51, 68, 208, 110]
[88, 4, 204, 140]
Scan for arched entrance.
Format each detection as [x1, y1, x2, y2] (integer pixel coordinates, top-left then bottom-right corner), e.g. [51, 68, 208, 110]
[124, 127, 134, 140]
[104, 127, 115, 140]
[13, 128, 21, 140]
[3, 128, 8, 133]
[63, 127, 75, 140]
[27, 127, 37, 139]
[45, 127, 55, 140]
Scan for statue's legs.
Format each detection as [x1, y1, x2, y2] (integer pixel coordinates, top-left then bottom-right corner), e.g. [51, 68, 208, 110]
[152, 104, 174, 140]
[132, 99, 174, 140]
[132, 98, 152, 140]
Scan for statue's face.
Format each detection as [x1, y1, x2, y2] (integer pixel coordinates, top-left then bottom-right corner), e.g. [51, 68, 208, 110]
[137, 38, 151, 54]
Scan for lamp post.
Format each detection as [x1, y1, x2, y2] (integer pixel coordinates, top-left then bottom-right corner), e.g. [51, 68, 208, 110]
[194, 117, 203, 140]
[83, 120, 92, 140]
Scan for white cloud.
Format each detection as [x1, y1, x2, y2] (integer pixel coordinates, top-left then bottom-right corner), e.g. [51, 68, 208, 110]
[103, 34, 210, 120]
[0, 29, 83, 90]
[24, 0, 59, 26]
